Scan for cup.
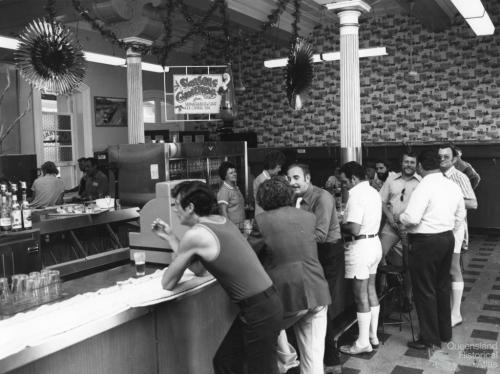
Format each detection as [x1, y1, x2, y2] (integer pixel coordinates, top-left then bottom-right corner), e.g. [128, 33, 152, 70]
[0, 277, 10, 304]
[48, 270, 61, 298]
[133, 251, 146, 277]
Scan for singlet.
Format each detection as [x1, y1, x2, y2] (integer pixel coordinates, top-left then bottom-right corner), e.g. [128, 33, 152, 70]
[197, 218, 272, 302]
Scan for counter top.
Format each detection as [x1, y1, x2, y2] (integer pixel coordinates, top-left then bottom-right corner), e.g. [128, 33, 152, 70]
[0, 264, 218, 373]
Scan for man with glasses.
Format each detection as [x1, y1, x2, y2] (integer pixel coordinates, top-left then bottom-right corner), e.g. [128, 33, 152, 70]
[378, 152, 421, 310]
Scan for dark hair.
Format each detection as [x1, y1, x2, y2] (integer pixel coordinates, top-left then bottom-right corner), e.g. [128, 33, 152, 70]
[171, 181, 217, 216]
[438, 143, 458, 157]
[218, 161, 236, 180]
[86, 157, 98, 167]
[287, 163, 310, 177]
[257, 177, 294, 211]
[263, 151, 286, 171]
[41, 161, 59, 175]
[375, 159, 390, 169]
[401, 151, 417, 162]
[77, 157, 86, 163]
[340, 161, 366, 180]
[418, 150, 441, 171]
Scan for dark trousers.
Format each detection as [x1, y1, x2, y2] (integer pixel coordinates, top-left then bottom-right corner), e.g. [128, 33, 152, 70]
[318, 241, 345, 366]
[408, 231, 454, 346]
[213, 286, 283, 374]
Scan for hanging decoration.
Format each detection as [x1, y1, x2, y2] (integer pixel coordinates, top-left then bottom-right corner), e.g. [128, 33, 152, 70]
[15, 0, 86, 94]
[286, 38, 314, 110]
[285, 0, 314, 110]
[218, 63, 238, 122]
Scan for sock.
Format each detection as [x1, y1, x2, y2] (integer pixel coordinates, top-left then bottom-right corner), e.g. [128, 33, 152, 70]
[356, 311, 371, 347]
[451, 281, 464, 323]
[369, 305, 380, 341]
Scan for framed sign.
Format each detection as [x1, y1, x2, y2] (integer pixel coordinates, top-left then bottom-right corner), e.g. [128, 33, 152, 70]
[94, 96, 127, 127]
[173, 74, 223, 114]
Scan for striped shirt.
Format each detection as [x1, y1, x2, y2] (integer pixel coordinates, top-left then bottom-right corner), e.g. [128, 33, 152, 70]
[444, 166, 476, 201]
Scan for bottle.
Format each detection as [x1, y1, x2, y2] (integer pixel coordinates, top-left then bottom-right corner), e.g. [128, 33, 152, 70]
[10, 195, 22, 231]
[21, 183, 32, 230]
[0, 195, 12, 231]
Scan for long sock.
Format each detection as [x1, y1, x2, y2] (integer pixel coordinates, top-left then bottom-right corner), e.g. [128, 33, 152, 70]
[356, 312, 371, 347]
[369, 305, 380, 340]
[451, 281, 464, 323]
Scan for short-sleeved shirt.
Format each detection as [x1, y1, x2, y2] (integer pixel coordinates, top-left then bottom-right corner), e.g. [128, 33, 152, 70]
[379, 172, 421, 216]
[31, 175, 65, 208]
[444, 166, 476, 201]
[344, 181, 382, 235]
[217, 182, 246, 227]
[84, 171, 109, 200]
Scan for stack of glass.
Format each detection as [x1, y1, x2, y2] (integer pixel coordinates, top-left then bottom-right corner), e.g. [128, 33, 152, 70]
[0, 269, 61, 313]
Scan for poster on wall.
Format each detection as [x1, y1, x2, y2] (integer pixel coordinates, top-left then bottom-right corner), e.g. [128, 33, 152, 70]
[173, 74, 223, 114]
[94, 96, 127, 127]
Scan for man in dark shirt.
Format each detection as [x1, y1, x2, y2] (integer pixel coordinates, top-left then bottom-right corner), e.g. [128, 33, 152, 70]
[287, 163, 343, 371]
[65, 157, 87, 195]
[82, 157, 109, 200]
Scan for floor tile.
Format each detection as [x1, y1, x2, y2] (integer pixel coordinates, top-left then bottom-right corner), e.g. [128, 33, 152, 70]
[496, 277, 500, 282]
[483, 304, 500, 312]
[470, 258, 488, 262]
[492, 285, 500, 290]
[404, 347, 430, 359]
[463, 278, 477, 283]
[464, 286, 472, 292]
[390, 365, 423, 374]
[470, 329, 498, 340]
[477, 315, 500, 324]
[468, 264, 485, 269]
[454, 364, 487, 374]
[476, 253, 490, 257]
[487, 294, 500, 300]
[462, 270, 480, 276]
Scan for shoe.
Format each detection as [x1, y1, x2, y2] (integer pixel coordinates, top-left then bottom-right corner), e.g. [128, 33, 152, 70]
[407, 340, 440, 350]
[340, 342, 373, 355]
[370, 337, 380, 349]
[451, 316, 463, 327]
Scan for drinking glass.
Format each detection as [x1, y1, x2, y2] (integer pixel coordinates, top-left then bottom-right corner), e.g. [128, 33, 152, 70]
[0, 277, 10, 304]
[48, 270, 61, 298]
[133, 251, 146, 276]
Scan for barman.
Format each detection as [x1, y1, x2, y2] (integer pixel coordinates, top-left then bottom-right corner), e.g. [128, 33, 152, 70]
[152, 181, 283, 374]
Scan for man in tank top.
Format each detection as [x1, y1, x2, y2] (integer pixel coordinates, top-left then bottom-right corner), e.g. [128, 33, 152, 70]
[152, 181, 283, 374]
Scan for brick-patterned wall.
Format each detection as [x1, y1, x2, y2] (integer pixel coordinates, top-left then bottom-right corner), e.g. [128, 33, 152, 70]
[196, 0, 500, 147]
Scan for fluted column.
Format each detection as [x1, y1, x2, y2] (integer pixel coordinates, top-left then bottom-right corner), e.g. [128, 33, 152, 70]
[323, 1, 370, 164]
[122, 37, 152, 144]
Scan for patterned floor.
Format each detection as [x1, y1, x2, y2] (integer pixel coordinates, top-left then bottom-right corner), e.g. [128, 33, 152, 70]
[336, 234, 500, 374]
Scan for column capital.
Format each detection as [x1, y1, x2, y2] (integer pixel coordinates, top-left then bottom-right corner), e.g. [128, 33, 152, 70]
[121, 36, 153, 56]
[315, 0, 371, 14]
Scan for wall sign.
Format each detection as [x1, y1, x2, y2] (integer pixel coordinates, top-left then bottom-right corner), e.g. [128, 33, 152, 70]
[173, 74, 223, 114]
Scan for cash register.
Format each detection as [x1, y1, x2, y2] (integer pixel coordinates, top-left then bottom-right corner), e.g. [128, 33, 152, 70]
[129, 179, 203, 264]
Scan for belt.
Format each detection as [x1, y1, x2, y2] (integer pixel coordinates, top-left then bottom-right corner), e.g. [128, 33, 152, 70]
[343, 233, 378, 243]
[237, 285, 276, 308]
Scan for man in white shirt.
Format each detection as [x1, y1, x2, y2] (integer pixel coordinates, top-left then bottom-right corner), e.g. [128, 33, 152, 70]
[338, 161, 382, 355]
[379, 152, 421, 309]
[397, 151, 466, 350]
[438, 144, 478, 328]
[253, 150, 286, 216]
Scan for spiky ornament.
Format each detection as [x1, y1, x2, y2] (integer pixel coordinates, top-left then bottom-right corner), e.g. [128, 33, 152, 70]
[15, 18, 86, 94]
[286, 38, 314, 110]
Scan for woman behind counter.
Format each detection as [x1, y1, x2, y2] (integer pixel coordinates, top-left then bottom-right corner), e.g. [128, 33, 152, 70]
[31, 161, 65, 208]
[217, 161, 246, 230]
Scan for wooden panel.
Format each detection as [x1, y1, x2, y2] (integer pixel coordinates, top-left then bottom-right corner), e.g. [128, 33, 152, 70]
[10, 313, 156, 374]
[156, 282, 238, 374]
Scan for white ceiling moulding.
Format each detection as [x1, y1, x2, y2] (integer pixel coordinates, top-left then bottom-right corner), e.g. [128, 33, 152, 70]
[264, 46, 387, 68]
[449, 0, 495, 36]
[0, 35, 169, 73]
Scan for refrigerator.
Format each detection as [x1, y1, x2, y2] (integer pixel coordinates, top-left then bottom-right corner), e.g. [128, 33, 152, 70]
[107, 142, 248, 207]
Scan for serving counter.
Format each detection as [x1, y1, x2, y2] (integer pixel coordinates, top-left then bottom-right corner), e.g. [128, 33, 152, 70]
[0, 264, 237, 374]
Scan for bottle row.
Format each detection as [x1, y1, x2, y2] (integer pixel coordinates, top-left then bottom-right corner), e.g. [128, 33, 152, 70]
[0, 181, 32, 232]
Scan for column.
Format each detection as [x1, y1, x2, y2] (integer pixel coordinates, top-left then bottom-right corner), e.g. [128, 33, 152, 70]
[324, 1, 371, 164]
[122, 37, 152, 144]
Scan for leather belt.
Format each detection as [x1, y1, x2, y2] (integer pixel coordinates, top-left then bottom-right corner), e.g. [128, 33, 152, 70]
[344, 233, 378, 243]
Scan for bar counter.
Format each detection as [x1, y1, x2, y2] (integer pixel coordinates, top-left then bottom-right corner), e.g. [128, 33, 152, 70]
[0, 264, 238, 374]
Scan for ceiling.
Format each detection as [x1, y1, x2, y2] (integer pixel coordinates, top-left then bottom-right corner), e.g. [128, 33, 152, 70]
[0, 0, 459, 63]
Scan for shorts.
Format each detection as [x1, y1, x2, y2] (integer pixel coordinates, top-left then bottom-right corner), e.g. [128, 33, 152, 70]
[453, 222, 465, 254]
[344, 237, 382, 279]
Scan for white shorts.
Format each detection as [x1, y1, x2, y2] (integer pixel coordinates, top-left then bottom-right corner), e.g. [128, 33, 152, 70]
[344, 237, 382, 279]
[453, 222, 466, 254]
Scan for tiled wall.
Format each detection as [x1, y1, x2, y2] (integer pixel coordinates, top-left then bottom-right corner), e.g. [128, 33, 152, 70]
[197, 0, 500, 147]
